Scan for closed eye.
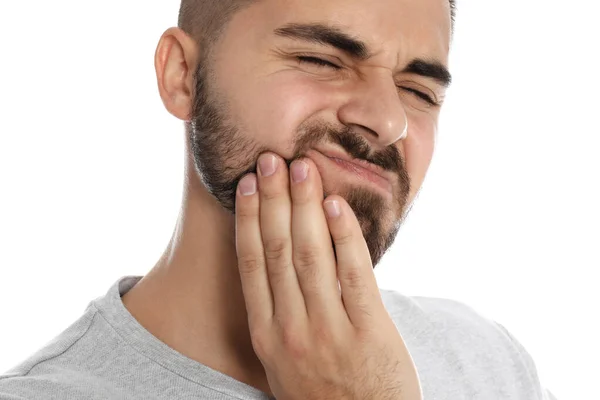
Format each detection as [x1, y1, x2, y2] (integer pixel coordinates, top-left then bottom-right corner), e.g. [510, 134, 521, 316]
[400, 87, 439, 106]
[297, 56, 440, 107]
[296, 55, 342, 70]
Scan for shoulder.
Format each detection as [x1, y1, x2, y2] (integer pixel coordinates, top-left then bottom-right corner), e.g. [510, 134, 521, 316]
[379, 289, 552, 399]
[379, 288, 500, 335]
[379, 288, 531, 359]
[380, 288, 513, 338]
[0, 304, 116, 400]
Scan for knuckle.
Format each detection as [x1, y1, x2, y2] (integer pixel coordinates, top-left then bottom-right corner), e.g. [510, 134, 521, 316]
[267, 262, 292, 286]
[333, 230, 354, 246]
[293, 244, 322, 268]
[263, 237, 289, 262]
[237, 254, 264, 276]
[342, 268, 369, 293]
[279, 323, 307, 359]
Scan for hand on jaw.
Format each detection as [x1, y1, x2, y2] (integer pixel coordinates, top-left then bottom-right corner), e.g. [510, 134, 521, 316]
[234, 152, 422, 400]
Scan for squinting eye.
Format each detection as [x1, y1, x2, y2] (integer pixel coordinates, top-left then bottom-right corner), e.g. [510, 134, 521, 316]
[296, 56, 341, 70]
[295, 57, 440, 107]
[400, 87, 439, 106]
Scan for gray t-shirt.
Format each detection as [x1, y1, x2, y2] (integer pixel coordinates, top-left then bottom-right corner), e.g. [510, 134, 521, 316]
[0, 276, 557, 399]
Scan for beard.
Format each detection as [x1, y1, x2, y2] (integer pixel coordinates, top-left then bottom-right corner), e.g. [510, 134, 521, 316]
[187, 58, 411, 268]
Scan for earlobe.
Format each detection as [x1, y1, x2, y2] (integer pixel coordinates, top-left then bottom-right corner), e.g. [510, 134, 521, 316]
[154, 27, 199, 121]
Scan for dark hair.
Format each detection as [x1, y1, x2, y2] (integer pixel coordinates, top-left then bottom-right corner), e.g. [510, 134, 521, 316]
[178, 0, 456, 49]
[177, 0, 254, 49]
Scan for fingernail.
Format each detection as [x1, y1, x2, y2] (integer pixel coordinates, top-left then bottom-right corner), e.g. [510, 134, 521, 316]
[291, 160, 308, 183]
[258, 154, 277, 177]
[324, 200, 341, 218]
[238, 174, 257, 196]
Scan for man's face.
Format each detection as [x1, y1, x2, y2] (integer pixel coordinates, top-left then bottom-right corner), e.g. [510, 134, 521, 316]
[189, 0, 451, 267]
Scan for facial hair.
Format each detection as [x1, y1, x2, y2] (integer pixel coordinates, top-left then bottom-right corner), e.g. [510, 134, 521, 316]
[187, 58, 411, 267]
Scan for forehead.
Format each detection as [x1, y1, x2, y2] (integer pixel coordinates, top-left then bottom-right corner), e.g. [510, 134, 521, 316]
[251, 0, 451, 65]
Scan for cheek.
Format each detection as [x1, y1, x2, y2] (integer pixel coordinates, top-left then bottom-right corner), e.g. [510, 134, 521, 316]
[403, 114, 436, 200]
[227, 72, 332, 157]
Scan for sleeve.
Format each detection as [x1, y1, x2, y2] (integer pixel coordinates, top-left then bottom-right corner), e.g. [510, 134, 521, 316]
[496, 322, 558, 400]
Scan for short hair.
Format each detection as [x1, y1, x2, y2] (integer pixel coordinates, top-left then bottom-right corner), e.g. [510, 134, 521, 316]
[449, 0, 456, 26]
[178, 0, 456, 50]
[177, 0, 255, 50]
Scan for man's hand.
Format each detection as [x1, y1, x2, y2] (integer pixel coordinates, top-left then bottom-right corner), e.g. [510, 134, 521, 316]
[235, 152, 421, 400]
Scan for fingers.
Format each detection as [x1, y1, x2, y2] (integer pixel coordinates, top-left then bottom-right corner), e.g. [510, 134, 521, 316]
[256, 153, 307, 322]
[289, 158, 346, 323]
[323, 195, 384, 328]
[236, 151, 380, 334]
[235, 173, 274, 330]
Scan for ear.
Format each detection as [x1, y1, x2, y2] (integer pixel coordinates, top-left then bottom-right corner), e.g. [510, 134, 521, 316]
[154, 27, 200, 121]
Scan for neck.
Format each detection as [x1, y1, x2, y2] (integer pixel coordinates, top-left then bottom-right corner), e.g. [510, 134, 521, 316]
[121, 152, 271, 396]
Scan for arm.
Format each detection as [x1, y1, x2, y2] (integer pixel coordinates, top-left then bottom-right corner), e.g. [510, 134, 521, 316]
[496, 322, 558, 400]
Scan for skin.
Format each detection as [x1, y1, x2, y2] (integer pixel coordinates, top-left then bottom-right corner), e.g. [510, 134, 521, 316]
[122, 0, 451, 397]
[233, 154, 422, 399]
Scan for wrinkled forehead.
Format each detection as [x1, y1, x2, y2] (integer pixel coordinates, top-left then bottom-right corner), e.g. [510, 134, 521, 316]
[252, 0, 452, 65]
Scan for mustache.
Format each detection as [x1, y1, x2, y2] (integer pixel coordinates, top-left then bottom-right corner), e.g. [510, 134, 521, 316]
[293, 123, 404, 176]
[226, 122, 407, 207]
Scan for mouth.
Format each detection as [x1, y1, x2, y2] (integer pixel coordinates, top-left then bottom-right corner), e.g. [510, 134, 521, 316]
[306, 149, 393, 197]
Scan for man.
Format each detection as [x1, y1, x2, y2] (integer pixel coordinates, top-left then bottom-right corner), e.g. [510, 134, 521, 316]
[0, 0, 557, 399]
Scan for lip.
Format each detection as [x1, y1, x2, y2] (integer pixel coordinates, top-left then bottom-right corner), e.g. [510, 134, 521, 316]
[309, 148, 394, 195]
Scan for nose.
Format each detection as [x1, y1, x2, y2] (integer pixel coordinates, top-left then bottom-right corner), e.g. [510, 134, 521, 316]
[337, 70, 408, 148]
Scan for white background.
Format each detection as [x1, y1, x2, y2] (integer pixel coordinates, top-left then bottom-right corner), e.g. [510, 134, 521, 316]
[1, 1, 598, 399]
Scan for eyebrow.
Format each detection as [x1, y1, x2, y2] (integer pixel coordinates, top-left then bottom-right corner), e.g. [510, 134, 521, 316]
[273, 22, 452, 88]
[403, 59, 452, 88]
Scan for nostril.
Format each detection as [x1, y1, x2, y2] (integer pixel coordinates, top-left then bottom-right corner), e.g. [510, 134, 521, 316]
[352, 123, 379, 139]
